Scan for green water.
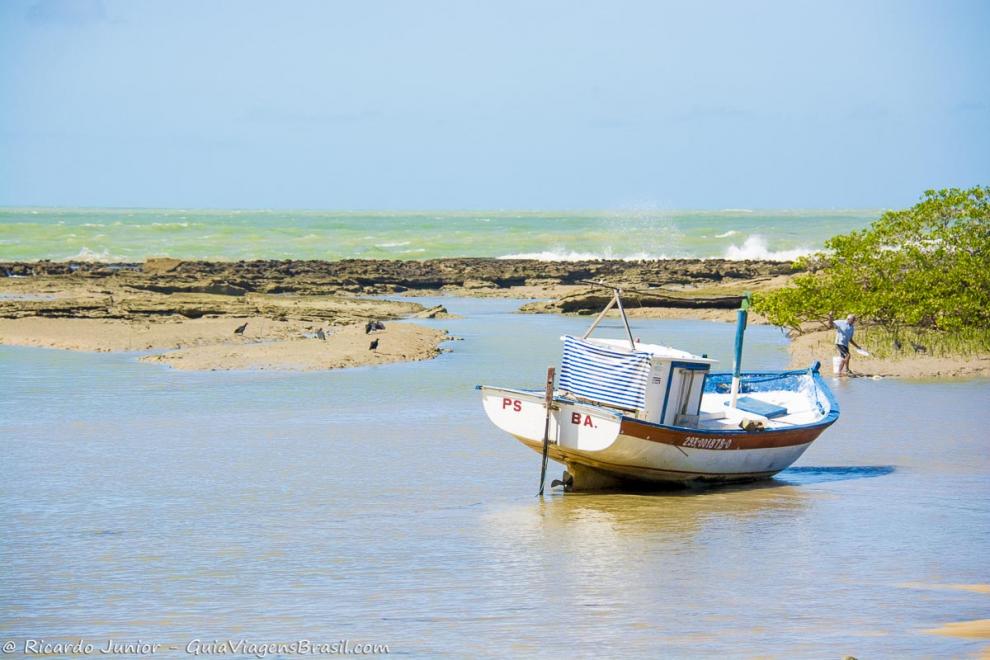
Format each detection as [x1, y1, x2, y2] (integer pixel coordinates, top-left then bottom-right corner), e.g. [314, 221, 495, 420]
[0, 207, 878, 262]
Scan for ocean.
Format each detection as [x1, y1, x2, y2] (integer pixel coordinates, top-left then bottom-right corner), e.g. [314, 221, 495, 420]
[1, 297, 988, 657]
[0, 207, 878, 262]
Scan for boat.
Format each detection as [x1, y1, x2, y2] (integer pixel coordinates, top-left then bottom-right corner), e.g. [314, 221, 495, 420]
[479, 285, 839, 491]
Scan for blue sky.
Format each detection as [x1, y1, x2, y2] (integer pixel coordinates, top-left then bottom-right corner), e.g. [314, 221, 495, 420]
[1, 0, 988, 209]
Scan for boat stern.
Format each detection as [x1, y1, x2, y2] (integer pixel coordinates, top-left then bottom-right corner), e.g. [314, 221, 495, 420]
[479, 386, 622, 453]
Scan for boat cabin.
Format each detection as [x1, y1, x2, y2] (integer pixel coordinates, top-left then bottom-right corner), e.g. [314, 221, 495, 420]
[558, 335, 717, 426]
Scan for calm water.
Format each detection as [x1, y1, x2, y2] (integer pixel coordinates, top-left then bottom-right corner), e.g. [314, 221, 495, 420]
[1, 298, 988, 658]
[0, 208, 877, 262]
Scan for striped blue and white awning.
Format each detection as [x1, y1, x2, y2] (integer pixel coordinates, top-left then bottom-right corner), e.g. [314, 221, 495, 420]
[559, 335, 652, 410]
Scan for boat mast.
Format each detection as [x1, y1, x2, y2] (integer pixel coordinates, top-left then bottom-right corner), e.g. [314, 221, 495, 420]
[729, 292, 751, 408]
[579, 281, 636, 350]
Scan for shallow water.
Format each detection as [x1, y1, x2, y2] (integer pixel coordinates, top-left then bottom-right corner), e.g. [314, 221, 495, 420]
[1, 298, 988, 658]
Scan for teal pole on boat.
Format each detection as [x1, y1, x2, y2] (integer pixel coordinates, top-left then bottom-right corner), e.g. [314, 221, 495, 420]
[729, 292, 751, 408]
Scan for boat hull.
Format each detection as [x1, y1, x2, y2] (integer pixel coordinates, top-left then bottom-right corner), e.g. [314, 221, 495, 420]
[480, 385, 834, 489]
[511, 423, 825, 487]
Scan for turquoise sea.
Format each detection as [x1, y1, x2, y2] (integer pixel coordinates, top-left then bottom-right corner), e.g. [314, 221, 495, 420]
[0, 208, 878, 262]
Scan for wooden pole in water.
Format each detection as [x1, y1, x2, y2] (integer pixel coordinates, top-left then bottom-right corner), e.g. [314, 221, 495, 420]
[538, 366, 556, 497]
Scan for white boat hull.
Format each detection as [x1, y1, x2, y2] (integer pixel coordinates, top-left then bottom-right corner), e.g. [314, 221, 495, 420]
[481, 386, 833, 488]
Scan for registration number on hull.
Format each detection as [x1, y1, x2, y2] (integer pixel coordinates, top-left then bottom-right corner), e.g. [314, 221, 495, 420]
[682, 436, 733, 450]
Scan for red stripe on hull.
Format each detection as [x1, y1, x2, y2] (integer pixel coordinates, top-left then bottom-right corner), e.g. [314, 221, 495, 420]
[619, 418, 832, 450]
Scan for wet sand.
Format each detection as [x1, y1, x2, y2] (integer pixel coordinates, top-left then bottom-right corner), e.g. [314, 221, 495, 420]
[0, 261, 451, 370]
[789, 329, 990, 379]
[901, 583, 990, 595]
[0, 257, 790, 371]
[141, 322, 447, 371]
[905, 583, 990, 647]
[0, 316, 447, 371]
[923, 619, 990, 640]
[2, 257, 987, 377]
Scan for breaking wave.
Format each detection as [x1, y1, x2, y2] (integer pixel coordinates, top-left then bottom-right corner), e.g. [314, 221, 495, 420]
[723, 235, 813, 261]
[60, 247, 128, 262]
[714, 230, 739, 238]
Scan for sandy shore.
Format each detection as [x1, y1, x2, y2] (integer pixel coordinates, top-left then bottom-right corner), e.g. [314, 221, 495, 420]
[0, 257, 790, 371]
[141, 322, 448, 371]
[0, 260, 454, 370]
[789, 329, 990, 379]
[923, 619, 990, 640]
[2, 257, 987, 377]
[0, 315, 448, 371]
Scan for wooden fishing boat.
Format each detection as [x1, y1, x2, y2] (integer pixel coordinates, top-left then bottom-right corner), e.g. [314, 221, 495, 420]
[479, 286, 839, 491]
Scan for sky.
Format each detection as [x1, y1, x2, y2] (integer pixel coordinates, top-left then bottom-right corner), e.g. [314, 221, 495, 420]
[0, 0, 988, 210]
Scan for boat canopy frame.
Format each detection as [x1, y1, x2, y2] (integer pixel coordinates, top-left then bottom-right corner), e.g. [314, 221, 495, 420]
[578, 280, 636, 350]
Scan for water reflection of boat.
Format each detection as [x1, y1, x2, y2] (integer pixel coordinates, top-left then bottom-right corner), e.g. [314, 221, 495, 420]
[482, 482, 813, 563]
[479, 286, 840, 490]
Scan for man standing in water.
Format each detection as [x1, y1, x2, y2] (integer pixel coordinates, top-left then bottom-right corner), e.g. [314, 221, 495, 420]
[832, 313, 865, 376]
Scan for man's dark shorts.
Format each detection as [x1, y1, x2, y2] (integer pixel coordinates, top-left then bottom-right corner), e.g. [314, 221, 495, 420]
[836, 344, 849, 358]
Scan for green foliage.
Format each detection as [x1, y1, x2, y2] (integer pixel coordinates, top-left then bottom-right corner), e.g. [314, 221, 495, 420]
[753, 187, 990, 336]
[854, 325, 990, 360]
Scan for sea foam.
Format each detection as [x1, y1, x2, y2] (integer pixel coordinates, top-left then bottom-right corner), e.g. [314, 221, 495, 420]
[723, 235, 813, 261]
[61, 247, 126, 262]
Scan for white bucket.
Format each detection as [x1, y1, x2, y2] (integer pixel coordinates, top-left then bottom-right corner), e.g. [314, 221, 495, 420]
[832, 356, 843, 374]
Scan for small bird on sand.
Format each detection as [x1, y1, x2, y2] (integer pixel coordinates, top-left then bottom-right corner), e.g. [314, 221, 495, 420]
[233, 322, 248, 335]
[369, 338, 379, 350]
[366, 320, 386, 333]
[373, 320, 385, 331]
[315, 328, 326, 341]
[910, 341, 927, 354]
